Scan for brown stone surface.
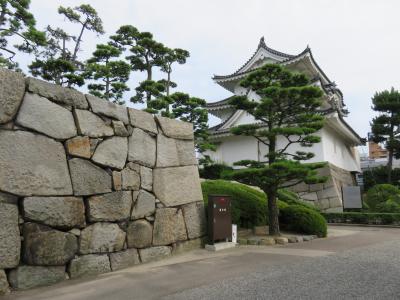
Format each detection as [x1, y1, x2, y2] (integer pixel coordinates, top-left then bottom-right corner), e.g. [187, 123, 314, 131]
[0, 203, 20, 268]
[128, 108, 158, 134]
[23, 196, 86, 229]
[87, 191, 132, 222]
[0, 68, 25, 124]
[153, 208, 187, 246]
[23, 223, 78, 266]
[27, 77, 88, 109]
[126, 220, 153, 249]
[109, 249, 141, 271]
[156, 116, 193, 140]
[153, 166, 203, 207]
[66, 136, 91, 158]
[0, 130, 73, 196]
[79, 223, 126, 254]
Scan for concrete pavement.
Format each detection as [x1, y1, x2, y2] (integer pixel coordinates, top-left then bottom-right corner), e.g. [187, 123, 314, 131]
[5, 225, 400, 300]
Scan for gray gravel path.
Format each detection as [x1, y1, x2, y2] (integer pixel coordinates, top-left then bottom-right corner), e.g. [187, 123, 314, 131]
[165, 239, 400, 300]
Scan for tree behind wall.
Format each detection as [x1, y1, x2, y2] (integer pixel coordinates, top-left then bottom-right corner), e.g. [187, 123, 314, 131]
[0, 0, 46, 69]
[29, 4, 104, 87]
[370, 88, 400, 183]
[85, 44, 131, 105]
[227, 64, 327, 236]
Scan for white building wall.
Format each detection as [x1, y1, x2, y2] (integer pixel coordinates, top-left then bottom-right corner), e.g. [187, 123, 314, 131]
[208, 126, 360, 172]
[321, 126, 360, 172]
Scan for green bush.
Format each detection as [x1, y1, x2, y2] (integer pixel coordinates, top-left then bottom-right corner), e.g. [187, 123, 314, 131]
[199, 163, 233, 180]
[280, 205, 328, 237]
[374, 198, 400, 213]
[322, 212, 400, 225]
[201, 180, 287, 228]
[365, 184, 400, 210]
[277, 189, 319, 211]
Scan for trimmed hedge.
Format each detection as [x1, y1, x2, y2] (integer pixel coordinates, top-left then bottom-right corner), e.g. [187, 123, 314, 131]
[322, 212, 400, 225]
[365, 184, 400, 210]
[201, 180, 287, 228]
[277, 189, 319, 212]
[280, 205, 328, 237]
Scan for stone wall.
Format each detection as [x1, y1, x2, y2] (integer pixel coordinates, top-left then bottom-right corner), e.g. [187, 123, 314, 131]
[288, 163, 355, 212]
[0, 69, 206, 294]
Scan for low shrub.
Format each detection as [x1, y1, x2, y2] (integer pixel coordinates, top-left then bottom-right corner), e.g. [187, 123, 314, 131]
[375, 199, 400, 213]
[280, 205, 328, 237]
[199, 163, 233, 180]
[365, 184, 400, 210]
[277, 189, 319, 211]
[201, 180, 286, 228]
[323, 212, 400, 225]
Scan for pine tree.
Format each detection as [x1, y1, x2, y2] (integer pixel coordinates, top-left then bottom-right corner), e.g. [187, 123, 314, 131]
[0, 0, 46, 69]
[29, 4, 104, 87]
[227, 64, 327, 235]
[85, 44, 131, 105]
[370, 88, 400, 183]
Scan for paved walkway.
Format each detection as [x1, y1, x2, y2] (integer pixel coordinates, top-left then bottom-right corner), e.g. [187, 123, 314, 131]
[5, 225, 400, 300]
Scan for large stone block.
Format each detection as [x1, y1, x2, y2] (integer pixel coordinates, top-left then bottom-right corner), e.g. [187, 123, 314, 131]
[79, 223, 126, 254]
[0, 203, 20, 268]
[182, 201, 206, 239]
[23, 223, 78, 266]
[66, 136, 91, 158]
[27, 77, 88, 109]
[109, 249, 140, 271]
[128, 128, 156, 167]
[153, 208, 187, 246]
[87, 191, 132, 222]
[139, 246, 171, 263]
[0, 130, 73, 196]
[86, 94, 129, 124]
[0, 269, 9, 295]
[69, 158, 112, 196]
[172, 238, 205, 255]
[23, 196, 85, 229]
[68, 254, 111, 279]
[112, 120, 129, 136]
[156, 134, 197, 167]
[140, 166, 153, 191]
[16, 93, 77, 139]
[126, 219, 153, 248]
[92, 136, 128, 170]
[156, 116, 193, 140]
[121, 167, 140, 190]
[131, 190, 156, 220]
[0, 68, 25, 124]
[74, 109, 114, 138]
[153, 166, 203, 207]
[8, 265, 66, 290]
[128, 108, 157, 134]
[317, 186, 340, 199]
[300, 192, 318, 202]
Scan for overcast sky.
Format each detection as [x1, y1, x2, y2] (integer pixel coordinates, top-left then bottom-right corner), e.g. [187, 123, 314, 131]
[22, 0, 400, 152]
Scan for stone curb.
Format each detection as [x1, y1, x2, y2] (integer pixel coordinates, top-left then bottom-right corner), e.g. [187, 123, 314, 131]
[238, 235, 318, 246]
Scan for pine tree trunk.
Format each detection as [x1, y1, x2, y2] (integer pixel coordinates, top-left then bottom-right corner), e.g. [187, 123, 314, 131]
[266, 189, 280, 236]
[388, 148, 393, 183]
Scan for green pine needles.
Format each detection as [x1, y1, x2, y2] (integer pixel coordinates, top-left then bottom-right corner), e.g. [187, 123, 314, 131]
[227, 64, 328, 235]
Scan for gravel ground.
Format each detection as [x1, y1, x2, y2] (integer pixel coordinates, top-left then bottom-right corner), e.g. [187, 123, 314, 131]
[165, 239, 400, 300]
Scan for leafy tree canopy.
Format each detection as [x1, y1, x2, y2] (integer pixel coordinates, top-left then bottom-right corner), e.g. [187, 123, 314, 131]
[85, 43, 131, 105]
[0, 0, 46, 69]
[29, 4, 104, 87]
